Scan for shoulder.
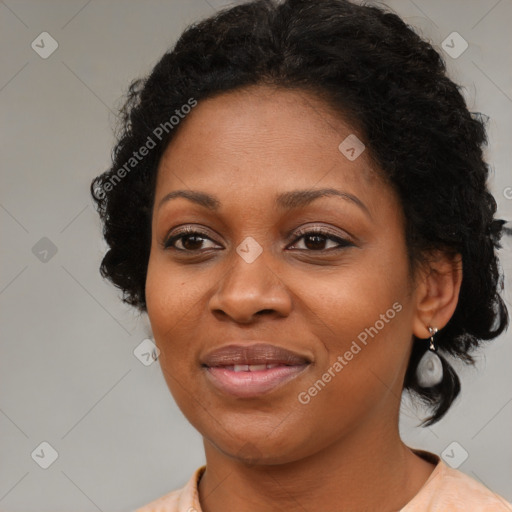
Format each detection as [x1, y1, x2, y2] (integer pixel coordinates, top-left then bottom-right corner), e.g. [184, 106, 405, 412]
[402, 450, 512, 511]
[134, 466, 206, 512]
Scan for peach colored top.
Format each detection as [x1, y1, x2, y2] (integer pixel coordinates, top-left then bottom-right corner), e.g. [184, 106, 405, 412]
[134, 449, 512, 511]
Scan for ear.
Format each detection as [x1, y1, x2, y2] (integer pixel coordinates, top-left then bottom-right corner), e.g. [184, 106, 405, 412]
[412, 251, 463, 339]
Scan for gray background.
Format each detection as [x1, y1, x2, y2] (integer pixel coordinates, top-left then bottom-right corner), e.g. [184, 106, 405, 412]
[1, 0, 511, 510]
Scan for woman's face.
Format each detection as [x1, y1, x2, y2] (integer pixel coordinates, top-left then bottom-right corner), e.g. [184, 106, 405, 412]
[146, 85, 423, 464]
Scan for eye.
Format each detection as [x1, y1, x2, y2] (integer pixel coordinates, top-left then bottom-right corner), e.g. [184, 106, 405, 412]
[288, 226, 354, 251]
[163, 225, 354, 253]
[163, 226, 220, 252]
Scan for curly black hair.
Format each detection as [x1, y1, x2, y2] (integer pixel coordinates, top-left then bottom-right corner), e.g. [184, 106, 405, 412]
[90, 0, 509, 425]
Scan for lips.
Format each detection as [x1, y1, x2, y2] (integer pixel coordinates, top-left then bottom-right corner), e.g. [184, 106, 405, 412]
[201, 343, 311, 398]
[201, 343, 311, 368]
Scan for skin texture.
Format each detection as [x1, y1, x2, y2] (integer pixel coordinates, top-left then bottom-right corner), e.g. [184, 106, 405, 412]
[145, 85, 463, 512]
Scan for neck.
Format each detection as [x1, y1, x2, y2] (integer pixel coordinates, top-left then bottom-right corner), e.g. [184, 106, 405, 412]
[197, 412, 436, 512]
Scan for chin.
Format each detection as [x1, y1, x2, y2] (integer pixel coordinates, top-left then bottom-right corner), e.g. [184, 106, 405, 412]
[203, 421, 317, 466]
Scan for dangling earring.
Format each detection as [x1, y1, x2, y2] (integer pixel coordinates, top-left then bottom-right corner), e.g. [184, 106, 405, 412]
[416, 326, 443, 387]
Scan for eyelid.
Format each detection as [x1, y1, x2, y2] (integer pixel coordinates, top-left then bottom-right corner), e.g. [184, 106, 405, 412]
[291, 224, 353, 242]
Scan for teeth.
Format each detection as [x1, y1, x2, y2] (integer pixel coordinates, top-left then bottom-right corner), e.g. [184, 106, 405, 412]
[231, 364, 280, 372]
[249, 364, 267, 371]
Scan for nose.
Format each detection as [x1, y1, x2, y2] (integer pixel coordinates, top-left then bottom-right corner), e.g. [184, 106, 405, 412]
[208, 249, 293, 324]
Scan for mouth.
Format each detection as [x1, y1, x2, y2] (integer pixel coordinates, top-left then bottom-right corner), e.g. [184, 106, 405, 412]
[201, 343, 311, 398]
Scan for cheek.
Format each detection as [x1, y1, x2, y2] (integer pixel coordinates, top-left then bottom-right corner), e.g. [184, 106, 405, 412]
[145, 253, 198, 332]
[293, 301, 411, 449]
[300, 251, 412, 402]
[310, 254, 408, 343]
[145, 254, 216, 400]
[145, 255, 194, 374]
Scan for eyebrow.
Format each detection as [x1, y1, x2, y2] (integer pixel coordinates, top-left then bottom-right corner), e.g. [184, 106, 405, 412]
[157, 188, 371, 218]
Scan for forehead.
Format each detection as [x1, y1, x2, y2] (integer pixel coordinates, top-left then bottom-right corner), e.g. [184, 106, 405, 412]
[155, 85, 382, 202]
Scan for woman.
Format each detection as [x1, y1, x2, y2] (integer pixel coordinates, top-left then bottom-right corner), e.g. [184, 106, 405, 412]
[90, 0, 511, 510]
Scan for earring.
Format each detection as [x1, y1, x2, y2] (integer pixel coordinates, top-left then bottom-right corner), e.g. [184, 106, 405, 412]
[416, 326, 443, 387]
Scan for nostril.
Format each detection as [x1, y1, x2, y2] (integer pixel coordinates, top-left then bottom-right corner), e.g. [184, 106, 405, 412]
[256, 309, 274, 316]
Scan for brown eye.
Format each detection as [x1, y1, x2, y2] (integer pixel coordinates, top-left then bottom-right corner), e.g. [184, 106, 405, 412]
[289, 228, 354, 251]
[164, 228, 220, 252]
[163, 226, 354, 253]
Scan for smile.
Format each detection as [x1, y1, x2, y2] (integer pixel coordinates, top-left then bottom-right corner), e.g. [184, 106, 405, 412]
[201, 342, 312, 398]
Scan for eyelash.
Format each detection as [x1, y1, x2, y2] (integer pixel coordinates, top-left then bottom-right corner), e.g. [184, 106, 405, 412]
[163, 225, 354, 253]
